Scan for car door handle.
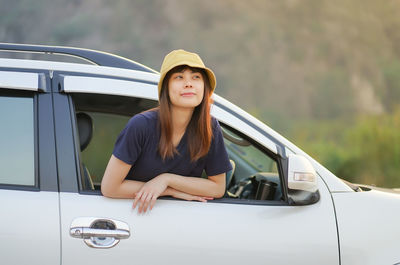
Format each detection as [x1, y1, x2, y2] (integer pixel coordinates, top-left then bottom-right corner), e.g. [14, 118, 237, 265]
[70, 217, 130, 248]
[70, 227, 130, 239]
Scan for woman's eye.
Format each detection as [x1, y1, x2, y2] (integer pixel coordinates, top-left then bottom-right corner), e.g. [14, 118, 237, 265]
[193, 75, 201, 79]
[174, 75, 183, 79]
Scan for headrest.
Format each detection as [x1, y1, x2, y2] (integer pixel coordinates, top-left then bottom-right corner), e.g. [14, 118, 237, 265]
[76, 112, 93, 151]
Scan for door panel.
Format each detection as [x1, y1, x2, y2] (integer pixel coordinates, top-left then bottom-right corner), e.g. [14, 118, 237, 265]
[0, 85, 60, 265]
[60, 177, 338, 265]
[0, 191, 60, 264]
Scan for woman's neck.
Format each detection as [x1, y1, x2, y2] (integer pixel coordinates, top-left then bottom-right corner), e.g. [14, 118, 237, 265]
[170, 106, 194, 134]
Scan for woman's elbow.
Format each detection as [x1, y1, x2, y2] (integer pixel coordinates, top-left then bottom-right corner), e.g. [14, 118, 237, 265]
[214, 190, 225, 199]
[100, 183, 113, 198]
[209, 175, 226, 198]
[214, 183, 226, 198]
[101, 179, 118, 198]
[101, 155, 131, 198]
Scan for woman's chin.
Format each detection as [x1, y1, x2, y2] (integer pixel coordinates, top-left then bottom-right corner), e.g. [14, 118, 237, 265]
[172, 100, 202, 109]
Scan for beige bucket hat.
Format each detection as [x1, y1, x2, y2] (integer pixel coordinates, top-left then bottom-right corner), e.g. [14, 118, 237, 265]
[158, 49, 216, 98]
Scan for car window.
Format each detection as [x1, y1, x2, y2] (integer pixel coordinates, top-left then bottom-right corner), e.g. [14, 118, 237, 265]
[221, 124, 283, 201]
[0, 94, 35, 186]
[71, 93, 158, 191]
[72, 92, 283, 202]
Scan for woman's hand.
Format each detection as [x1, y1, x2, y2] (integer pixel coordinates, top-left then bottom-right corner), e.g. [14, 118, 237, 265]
[170, 188, 214, 202]
[132, 173, 215, 213]
[132, 174, 169, 213]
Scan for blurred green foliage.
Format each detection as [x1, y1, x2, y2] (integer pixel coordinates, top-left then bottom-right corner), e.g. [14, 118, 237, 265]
[382, 59, 400, 112]
[287, 108, 400, 188]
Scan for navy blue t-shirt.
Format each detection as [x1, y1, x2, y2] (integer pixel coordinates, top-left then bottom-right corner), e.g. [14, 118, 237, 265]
[113, 110, 232, 182]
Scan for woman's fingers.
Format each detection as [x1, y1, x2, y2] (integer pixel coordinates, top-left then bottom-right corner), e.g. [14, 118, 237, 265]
[150, 194, 157, 210]
[133, 176, 168, 213]
[185, 194, 213, 202]
[172, 190, 213, 202]
[194, 196, 207, 202]
[133, 189, 160, 213]
[138, 192, 150, 213]
[142, 192, 153, 213]
[132, 190, 143, 209]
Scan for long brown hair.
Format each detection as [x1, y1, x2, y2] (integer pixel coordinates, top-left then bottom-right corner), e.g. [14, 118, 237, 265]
[158, 65, 213, 161]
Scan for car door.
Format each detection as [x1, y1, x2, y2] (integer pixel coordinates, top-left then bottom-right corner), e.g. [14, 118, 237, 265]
[55, 73, 340, 265]
[0, 70, 60, 264]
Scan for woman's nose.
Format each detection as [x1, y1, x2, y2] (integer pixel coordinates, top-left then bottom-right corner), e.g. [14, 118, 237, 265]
[184, 79, 192, 87]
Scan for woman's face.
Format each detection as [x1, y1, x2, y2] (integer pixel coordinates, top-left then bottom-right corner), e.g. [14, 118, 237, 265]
[168, 68, 205, 109]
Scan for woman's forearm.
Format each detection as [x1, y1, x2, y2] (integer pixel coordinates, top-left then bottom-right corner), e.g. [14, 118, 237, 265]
[162, 173, 226, 198]
[102, 155, 224, 201]
[101, 179, 144, 198]
[102, 179, 178, 199]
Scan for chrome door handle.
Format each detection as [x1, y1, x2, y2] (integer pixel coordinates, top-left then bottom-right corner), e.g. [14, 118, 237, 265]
[70, 217, 130, 248]
[70, 227, 130, 239]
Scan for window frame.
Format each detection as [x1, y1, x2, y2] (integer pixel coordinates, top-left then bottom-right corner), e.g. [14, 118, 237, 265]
[212, 122, 288, 206]
[54, 72, 159, 194]
[0, 89, 39, 191]
[221, 123, 280, 176]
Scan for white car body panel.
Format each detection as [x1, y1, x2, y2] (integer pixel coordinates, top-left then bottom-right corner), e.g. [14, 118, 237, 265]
[0, 190, 60, 264]
[211, 105, 278, 154]
[63, 75, 158, 100]
[332, 190, 400, 264]
[0, 70, 39, 91]
[0, 58, 159, 84]
[60, 175, 339, 265]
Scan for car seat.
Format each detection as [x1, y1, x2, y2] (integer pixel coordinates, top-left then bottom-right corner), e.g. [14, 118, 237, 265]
[226, 159, 236, 189]
[223, 159, 236, 197]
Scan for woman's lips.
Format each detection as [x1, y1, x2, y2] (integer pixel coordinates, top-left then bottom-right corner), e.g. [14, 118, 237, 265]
[181, 92, 196, 97]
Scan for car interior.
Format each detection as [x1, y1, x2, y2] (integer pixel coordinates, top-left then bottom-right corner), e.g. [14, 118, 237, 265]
[73, 93, 283, 202]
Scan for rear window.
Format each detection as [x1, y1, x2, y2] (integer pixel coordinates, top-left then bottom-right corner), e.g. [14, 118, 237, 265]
[0, 95, 35, 186]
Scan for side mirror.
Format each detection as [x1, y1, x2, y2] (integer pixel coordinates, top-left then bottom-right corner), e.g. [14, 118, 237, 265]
[287, 154, 320, 205]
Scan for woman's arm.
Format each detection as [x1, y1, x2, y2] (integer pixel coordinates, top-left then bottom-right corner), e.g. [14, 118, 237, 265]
[101, 155, 174, 198]
[101, 155, 145, 198]
[163, 173, 226, 198]
[133, 172, 225, 213]
[102, 155, 210, 212]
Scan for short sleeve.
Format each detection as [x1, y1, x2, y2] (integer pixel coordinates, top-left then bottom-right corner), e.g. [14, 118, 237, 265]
[204, 118, 233, 176]
[112, 114, 147, 165]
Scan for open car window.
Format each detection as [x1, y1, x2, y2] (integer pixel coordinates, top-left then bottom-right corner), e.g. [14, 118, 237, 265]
[221, 124, 283, 202]
[72, 93, 157, 191]
[72, 93, 283, 204]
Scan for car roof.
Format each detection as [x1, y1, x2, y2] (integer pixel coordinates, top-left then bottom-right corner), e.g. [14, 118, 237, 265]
[0, 58, 160, 84]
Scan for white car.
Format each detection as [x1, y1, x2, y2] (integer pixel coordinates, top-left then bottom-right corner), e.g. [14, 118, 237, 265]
[0, 43, 399, 265]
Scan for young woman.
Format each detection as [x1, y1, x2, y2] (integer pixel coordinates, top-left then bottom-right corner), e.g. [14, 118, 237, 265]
[101, 49, 232, 213]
